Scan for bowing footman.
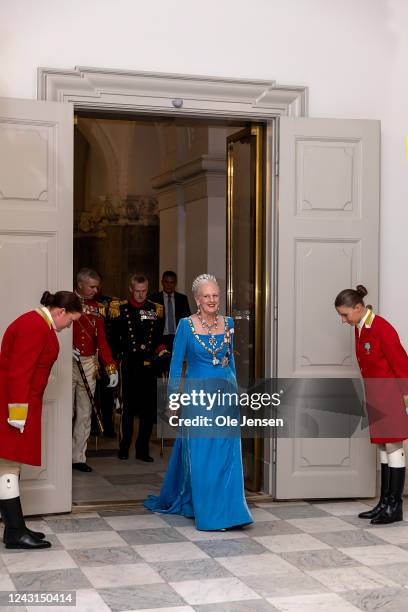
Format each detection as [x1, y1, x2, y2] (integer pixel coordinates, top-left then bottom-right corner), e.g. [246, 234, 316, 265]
[0, 291, 82, 549]
[335, 285, 408, 524]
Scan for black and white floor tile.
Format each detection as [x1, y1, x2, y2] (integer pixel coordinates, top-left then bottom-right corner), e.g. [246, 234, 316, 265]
[2, 500, 408, 611]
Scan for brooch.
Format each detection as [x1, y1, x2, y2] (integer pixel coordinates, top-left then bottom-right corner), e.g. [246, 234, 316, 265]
[364, 342, 371, 355]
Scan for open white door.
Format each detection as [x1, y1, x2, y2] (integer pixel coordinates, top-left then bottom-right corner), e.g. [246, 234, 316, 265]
[276, 117, 379, 499]
[0, 97, 73, 514]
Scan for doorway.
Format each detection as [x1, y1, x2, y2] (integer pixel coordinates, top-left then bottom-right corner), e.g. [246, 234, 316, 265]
[73, 113, 267, 505]
[3, 69, 378, 514]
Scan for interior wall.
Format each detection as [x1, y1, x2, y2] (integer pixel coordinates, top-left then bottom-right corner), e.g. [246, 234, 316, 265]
[74, 118, 161, 297]
[1, 0, 407, 341]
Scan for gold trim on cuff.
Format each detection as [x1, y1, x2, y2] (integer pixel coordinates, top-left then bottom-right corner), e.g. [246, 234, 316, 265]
[8, 404, 28, 420]
[105, 364, 117, 375]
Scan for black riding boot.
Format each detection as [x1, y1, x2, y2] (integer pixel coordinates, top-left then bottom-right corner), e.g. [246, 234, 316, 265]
[3, 525, 45, 543]
[371, 466, 405, 525]
[359, 463, 390, 519]
[1, 472, 45, 542]
[0, 497, 51, 549]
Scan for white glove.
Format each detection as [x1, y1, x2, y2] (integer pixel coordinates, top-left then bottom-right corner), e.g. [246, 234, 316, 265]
[107, 372, 119, 388]
[7, 418, 25, 433]
[73, 347, 81, 361]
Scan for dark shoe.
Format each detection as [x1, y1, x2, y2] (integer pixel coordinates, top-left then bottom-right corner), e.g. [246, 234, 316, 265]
[359, 463, 390, 519]
[72, 462, 92, 472]
[117, 451, 129, 460]
[136, 454, 154, 462]
[0, 497, 51, 549]
[3, 526, 45, 543]
[371, 466, 405, 525]
[6, 531, 51, 549]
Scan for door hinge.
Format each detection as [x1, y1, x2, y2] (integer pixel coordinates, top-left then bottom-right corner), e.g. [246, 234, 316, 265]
[273, 304, 278, 321]
[275, 158, 279, 176]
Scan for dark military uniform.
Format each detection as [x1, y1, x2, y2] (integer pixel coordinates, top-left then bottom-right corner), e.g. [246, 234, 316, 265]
[113, 298, 166, 460]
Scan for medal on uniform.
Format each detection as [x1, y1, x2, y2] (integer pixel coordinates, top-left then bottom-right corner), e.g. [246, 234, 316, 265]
[364, 342, 371, 355]
[141, 309, 157, 320]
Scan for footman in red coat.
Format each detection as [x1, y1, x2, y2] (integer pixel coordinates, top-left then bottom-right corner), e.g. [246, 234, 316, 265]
[0, 291, 82, 549]
[335, 285, 408, 524]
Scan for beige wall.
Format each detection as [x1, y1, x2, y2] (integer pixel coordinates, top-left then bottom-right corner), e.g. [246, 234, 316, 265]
[2, 0, 406, 341]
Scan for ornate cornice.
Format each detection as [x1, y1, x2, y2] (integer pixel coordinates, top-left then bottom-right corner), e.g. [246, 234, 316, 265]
[38, 66, 308, 118]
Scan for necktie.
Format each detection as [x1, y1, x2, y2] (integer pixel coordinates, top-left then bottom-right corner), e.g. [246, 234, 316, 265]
[167, 295, 175, 334]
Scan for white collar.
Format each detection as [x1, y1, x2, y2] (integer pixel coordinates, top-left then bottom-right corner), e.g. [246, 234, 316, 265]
[358, 308, 375, 331]
[41, 306, 57, 330]
[38, 306, 57, 330]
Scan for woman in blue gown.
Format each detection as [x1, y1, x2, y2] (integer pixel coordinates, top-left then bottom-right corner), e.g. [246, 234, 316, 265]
[144, 274, 253, 531]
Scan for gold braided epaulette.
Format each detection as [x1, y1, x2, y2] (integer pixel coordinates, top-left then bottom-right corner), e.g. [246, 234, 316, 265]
[108, 298, 128, 318]
[153, 302, 164, 318]
[97, 302, 106, 317]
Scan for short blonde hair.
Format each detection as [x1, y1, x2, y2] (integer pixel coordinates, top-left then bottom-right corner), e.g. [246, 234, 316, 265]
[192, 274, 218, 296]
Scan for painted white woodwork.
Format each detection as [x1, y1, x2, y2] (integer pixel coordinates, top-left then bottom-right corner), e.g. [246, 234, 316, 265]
[36, 66, 381, 500]
[38, 67, 307, 118]
[0, 97, 73, 515]
[275, 117, 380, 499]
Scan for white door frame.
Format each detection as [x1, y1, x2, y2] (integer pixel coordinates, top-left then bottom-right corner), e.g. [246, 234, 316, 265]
[38, 66, 308, 495]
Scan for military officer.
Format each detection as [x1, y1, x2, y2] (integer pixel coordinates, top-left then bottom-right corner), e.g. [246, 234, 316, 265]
[72, 268, 118, 472]
[113, 274, 167, 462]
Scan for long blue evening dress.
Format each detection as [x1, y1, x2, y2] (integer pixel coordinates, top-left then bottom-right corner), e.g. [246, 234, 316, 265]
[144, 316, 253, 530]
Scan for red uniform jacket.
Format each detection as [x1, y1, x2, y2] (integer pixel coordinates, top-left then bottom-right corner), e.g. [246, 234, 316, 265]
[356, 314, 408, 443]
[73, 298, 115, 371]
[0, 310, 59, 465]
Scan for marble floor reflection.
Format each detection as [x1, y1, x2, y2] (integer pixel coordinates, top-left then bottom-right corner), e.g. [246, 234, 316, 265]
[3, 499, 408, 610]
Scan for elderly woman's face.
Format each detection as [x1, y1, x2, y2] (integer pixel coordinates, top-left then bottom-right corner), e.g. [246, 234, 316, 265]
[196, 282, 220, 316]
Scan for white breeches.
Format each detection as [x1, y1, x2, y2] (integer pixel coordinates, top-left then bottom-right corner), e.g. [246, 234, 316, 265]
[0, 459, 21, 499]
[72, 356, 97, 463]
[378, 442, 405, 467]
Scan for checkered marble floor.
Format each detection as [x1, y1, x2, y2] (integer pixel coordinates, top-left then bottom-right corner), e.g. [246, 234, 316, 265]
[2, 500, 408, 611]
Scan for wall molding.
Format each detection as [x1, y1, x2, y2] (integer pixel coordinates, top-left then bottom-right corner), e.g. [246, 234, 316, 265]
[37, 66, 308, 118]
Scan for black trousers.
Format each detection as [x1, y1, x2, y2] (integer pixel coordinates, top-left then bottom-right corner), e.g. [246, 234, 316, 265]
[120, 360, 157, 457]
[162, 334, 175, 353]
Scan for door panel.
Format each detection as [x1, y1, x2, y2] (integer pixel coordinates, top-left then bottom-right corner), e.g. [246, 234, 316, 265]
[276, 117, 379, 499]
[0, 97, 73, 514]
[227, 126, 264, 491]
